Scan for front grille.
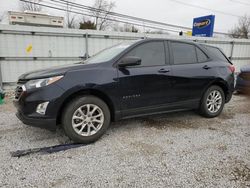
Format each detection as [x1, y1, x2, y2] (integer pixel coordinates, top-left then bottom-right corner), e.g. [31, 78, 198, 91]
[14, 80, 27, 100]
[14, 85, 23, 100]
[239, 73, 250, 81]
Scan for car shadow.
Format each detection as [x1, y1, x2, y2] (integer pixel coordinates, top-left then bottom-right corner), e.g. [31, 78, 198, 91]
[109, 110, 206, 130]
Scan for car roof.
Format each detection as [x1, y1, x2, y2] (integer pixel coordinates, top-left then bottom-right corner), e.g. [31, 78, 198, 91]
[140, 38, 196, 44]
[139, 38, 220, 49]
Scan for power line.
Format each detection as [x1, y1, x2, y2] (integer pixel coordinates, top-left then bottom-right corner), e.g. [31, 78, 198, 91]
[50, 0, 192, 30]
[46, 2, 184, 33]
[20, 0, 183, 33]
[43, 0, 191, 32]
[229, 0, 250, 6]
[20, 0, 237, 36]
[167, 0, 242, 18]
[46, 0, 233, 35]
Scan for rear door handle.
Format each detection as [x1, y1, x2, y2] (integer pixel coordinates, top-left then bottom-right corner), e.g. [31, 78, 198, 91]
[158, 68, 170, 73]
[203, 65, 211, 70]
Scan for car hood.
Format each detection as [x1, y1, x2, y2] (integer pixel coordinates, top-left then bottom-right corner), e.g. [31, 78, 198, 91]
[18, 63, 97, 80]
[240, 65, 250, 73]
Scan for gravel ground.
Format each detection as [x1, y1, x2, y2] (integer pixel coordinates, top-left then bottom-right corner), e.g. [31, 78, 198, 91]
[0, 94, 249, 187]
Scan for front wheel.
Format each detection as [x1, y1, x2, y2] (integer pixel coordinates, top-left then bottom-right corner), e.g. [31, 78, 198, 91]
[199, 85, 225, 118]
[62, 96, 111, 143]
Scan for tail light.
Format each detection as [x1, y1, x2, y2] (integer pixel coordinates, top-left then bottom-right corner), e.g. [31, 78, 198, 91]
[228, 65, 235, 73]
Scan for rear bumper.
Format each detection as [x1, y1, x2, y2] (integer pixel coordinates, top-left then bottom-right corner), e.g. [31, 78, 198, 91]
[236, 76, 250, 94]
[16, 111, 57, 131]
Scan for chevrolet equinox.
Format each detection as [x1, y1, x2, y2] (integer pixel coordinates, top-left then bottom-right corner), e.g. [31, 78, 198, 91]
[14, 39, 235, 143]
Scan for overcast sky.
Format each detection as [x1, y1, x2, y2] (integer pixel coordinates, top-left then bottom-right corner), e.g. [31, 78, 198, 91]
[0, 0, 249, 34]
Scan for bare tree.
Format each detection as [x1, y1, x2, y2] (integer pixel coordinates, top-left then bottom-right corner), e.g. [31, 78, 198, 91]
[0, 12, 5, 23]
[112, 22, 122, 31]
[114, 23, 139, 33]
[145, 29, 169, 35]
[20, 0, 42, 12]
[229, 15, 250, 39]
[65, 0, 77, 28]
[92, 0, 115, 30]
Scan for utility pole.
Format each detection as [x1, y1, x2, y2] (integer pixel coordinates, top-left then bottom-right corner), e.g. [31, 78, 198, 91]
[66, 0, 69, 28]
[0, 62, 2, 88]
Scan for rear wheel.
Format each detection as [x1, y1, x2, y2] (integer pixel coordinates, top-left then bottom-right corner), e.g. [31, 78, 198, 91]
[199, 85, 225, 118]
[62, 96, 110, 143]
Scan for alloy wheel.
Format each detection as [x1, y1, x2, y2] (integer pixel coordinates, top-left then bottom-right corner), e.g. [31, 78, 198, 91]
[71, 104, 104, 136]
[206, 90, 222, 113]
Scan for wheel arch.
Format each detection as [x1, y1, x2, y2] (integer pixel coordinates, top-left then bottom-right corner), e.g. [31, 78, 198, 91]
[56, 88, 116, 125]
[202, 79, 230, 103]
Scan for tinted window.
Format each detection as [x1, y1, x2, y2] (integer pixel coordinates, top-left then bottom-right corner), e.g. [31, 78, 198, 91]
[172, 42, 197, 64]
[85, 40, 137, 64]
[126, 41, 165, 66]
[204, 46, 228, 62]
[196, 47, 208, 62]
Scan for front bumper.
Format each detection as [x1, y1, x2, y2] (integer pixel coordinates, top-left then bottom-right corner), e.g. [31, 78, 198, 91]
[13, 83, 65, 131]
[16, 111, 56, 131]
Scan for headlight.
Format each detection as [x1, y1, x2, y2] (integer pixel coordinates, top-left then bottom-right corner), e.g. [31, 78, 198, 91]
[25, 75, 63, 90]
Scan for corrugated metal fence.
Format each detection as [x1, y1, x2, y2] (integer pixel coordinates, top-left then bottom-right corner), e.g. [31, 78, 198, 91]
[0, 24, 250, 87]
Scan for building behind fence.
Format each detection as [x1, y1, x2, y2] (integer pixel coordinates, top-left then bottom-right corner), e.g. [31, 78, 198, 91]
[0, 24, 250, 88]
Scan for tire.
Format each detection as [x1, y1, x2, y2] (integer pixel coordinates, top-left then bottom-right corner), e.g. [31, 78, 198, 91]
[199, 85, 225, 118]
[62, 95, 111, 143]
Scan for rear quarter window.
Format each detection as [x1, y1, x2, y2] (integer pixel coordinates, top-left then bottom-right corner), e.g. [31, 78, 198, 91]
[204, 45, 229, 62]
[196, 47, 209, 62]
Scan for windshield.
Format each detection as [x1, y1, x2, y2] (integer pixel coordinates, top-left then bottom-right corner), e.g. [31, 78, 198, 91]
[84, 40, 138, 64]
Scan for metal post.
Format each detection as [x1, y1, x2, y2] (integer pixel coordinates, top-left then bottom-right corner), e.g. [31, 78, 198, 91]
[230, 41, 235, 61]
[0, 61, 3, 88]
[85, 32, 89, 59]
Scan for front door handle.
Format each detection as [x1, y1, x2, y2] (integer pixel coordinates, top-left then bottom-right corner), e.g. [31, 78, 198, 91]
[203, 65, 211, 70]
[158, 68, 170, 73]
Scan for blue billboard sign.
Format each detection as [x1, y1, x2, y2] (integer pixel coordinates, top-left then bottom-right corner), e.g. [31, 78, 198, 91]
[192, 15, 215, 37]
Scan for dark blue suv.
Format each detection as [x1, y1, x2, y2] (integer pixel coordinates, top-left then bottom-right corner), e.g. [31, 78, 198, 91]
[14, 39, 235, 143]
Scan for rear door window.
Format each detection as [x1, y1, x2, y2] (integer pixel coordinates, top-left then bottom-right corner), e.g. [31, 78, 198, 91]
[171, 42, 197, 64]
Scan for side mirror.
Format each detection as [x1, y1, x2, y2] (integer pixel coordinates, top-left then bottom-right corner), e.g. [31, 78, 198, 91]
[118, 56, 141, 67]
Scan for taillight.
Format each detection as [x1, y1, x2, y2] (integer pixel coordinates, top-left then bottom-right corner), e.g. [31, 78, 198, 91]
[228, 65, 235, 73]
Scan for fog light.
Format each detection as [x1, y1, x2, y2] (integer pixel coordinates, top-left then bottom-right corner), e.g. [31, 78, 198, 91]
[36, 102, 49, 115]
